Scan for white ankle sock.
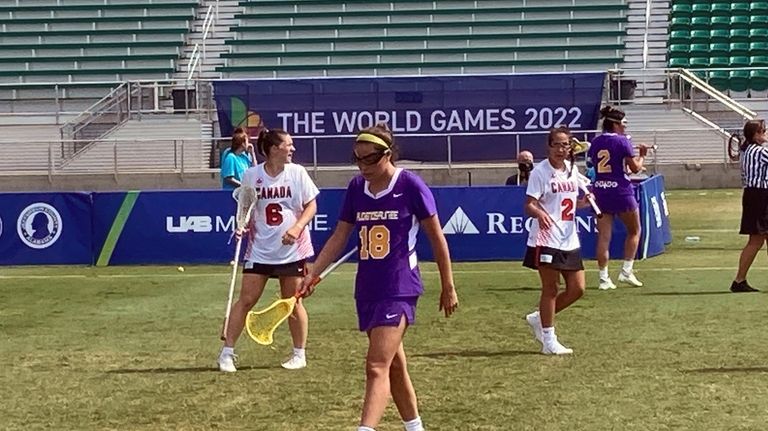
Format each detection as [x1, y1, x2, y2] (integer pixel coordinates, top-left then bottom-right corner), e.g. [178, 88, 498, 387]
[542, 327, 555, 344]
[358, 427, 375, 431]
[599, 267, 609, 280]
[403, 416, 424, 431]
[622, 260, 634, 274]
[221, 347, 234, 356]
[293, 347, 306, 359]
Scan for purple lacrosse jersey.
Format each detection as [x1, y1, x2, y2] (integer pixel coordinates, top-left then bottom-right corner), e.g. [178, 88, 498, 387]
[588, 132, 635, 197]
[339, 168, 437, 301]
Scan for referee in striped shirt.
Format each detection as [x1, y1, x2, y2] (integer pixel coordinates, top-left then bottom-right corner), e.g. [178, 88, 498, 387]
[731, 119, 768, 293]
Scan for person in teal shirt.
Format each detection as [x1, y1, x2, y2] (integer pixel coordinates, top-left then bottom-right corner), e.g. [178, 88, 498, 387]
[221, 127, 256, 189]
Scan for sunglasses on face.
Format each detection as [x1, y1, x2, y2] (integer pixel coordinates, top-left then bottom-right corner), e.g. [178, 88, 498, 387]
[550, 140, 573, 150]
[351, 150, 388, 165]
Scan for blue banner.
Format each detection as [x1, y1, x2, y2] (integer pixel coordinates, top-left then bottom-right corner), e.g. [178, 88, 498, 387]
[0, 192, 92, 265]
[213, 73, 605, 164]
[0, 176, 667, 265]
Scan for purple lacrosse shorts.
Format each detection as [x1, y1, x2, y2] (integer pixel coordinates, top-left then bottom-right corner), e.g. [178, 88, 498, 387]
[356, 297, 418, 332]
[594, 192, 639, 215]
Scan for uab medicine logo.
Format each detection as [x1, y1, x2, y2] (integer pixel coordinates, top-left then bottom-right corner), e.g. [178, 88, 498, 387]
[442, 207, 480, 235]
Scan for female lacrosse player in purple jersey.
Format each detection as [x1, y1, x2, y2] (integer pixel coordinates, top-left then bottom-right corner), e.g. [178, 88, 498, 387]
[218, 128, 319, 373]
[523, 126, 592, 355]
[587, 106, 650, 290]
[298, 123, 458, 431]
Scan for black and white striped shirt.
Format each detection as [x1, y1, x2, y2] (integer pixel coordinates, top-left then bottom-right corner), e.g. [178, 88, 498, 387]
[741, 143, 768, 189]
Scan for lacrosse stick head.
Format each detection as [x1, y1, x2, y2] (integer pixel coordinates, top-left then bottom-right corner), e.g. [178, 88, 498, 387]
[232, 186, 259, 230]
[570, 137, 591, 155]
[245, 297, 297, 345]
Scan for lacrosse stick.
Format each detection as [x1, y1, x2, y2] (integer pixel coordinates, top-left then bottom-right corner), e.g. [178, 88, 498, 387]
[220, 185, 259, 341]
[245, 247, 358, 345]
[574, 172, 602, 219]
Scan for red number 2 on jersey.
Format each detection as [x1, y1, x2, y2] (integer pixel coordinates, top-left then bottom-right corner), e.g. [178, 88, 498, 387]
[265, 203, 283, 226]
[560, 198, 575, 221]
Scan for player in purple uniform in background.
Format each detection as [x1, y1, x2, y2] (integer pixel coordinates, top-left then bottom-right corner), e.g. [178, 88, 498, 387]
[587, 106, 650, 290]
[298, 123, 459, 431]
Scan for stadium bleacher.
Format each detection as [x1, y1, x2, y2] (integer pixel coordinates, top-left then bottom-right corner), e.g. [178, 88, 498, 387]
[0, 0, 196, 113]
[219, 0, 628, 77]
[668, 1, 768, 93]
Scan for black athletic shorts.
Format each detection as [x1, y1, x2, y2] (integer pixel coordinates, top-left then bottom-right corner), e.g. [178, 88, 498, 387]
[740, 187, 768, 235]
[523, 246, 584, 271]
[243, 259, 307, 278]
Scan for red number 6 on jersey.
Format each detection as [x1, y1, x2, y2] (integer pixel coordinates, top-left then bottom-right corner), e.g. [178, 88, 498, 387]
[265, 203, 283, 226]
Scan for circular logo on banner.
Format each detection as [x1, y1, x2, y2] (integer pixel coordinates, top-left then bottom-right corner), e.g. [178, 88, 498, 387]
[17, 203, 62, 249]
[0, 216, 3, 238]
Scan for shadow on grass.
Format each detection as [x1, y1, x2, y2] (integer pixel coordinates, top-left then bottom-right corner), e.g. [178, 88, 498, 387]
[107, 365, 272, 374]
[413, 350, 539, 359]
[684, 367, 768, 374]
[641, 291, 734, 296]
[485, 287, 541, 292]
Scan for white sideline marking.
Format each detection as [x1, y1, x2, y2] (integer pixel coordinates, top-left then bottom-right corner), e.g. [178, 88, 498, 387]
[0, 266, 765, 280]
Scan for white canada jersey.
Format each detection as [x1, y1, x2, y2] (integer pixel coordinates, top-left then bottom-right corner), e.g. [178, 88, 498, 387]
[525, 159, 581, 251]
[241, 163, 320, 264]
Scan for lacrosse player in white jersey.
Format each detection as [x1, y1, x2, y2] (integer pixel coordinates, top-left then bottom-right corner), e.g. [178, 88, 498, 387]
[219, 128, 320, 372]
[522, 126, 592, 355]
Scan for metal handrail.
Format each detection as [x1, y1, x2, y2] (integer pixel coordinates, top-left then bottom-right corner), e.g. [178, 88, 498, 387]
[187, 4, 216, 81]
[677, 68, 757, 121]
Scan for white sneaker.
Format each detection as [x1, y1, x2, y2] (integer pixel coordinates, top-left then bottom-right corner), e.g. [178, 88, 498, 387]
[542, 338, 573, 355]
[598, 278, 617, 290]
[281, 355, 307, 370]
[218, 351, 238, 373]
[525, 311, 543, 344]
[618, 271, 643, 287]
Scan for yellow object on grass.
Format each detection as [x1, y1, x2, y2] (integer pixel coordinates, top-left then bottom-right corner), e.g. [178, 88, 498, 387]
[245, 296, 297, 345]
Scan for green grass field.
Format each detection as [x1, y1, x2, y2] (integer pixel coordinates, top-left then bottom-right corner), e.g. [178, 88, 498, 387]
[3, 189, 768, 430]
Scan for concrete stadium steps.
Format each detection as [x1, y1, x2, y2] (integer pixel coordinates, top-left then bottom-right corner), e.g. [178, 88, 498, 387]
[620, 0, 670, 98]
[620, 103, 728, 163]
[61, 115, 212, 172]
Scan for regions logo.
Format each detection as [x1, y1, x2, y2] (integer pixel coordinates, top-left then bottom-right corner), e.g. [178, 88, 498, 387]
[442, 207, 480, 235]
[16, 203, 62, 249]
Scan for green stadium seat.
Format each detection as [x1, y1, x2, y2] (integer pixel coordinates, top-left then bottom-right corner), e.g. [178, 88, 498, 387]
[710, 3, 731, 16]
[751, 15, 768, 29]
[670, 16, 691, 31]
[710, 29, 730, 43]
[670, 30, 690, 45]
[730, 42, 750, 57]
[750, 28, 768, 43]
[709, 56, 730, 68]
[730, 2, 750, 16]
[709, 43, 729, 57]
[708, 70, 730, 90]
[730, 70, 750, 92]
[671, 4, 692, 16]
[730, 28, 750, 43]
[690, 17, 710, 30]
[750, 2, 768, 15]
[689, 43, 709, 57]
[750, 69, 768, 92]
[750, 56, 768, 66]
[669, 57, 689, 68]
[668, 44, 690, 58]
[730, 55, 750, 68]
[690, 29, 710, 44]
[690, 3, 710, 17]
[750, 42, 768, 56]
[689, 57, 709, 68]
[710, 16, 730, 29]
[731, 15, 750, 29]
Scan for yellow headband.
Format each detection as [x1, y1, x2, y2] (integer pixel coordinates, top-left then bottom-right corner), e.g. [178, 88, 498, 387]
[356, 133, 390, 149]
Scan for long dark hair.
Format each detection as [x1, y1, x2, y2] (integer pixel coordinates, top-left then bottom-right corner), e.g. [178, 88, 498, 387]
[255, 128, 289, 158]
[600, 105, 626, 132]
[728, 119, 765, 161]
